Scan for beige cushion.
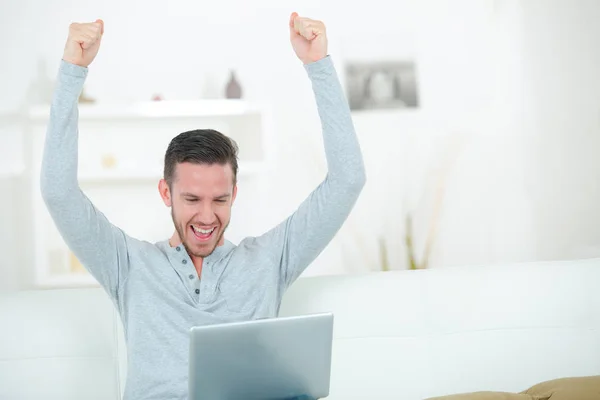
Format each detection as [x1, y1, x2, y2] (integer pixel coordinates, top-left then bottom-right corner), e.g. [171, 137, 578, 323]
[520, 375, 600, 400]
[425, 375, 600, 400]
[425, 392, 546, 400]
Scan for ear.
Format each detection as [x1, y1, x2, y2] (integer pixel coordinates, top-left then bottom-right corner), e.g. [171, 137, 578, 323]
[158, 179, 172, 207]
[231, 184, 238, 204]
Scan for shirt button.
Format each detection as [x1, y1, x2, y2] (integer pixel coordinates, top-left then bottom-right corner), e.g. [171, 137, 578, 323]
[176, 246, 181, 252]
[195, 289, 200, 294]
[182, 259, 187, 264]
[188, 274, 194, 279]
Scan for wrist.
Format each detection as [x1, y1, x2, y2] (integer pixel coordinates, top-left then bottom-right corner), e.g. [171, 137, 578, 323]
[303, 54, 331, 67]
[302, 54, 328, 65]
[303, 54, 334, 78]
[62, 55, 88, 68]
[59, 59, 89, 78]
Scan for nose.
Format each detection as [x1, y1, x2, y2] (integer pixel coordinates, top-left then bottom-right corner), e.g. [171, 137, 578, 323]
[195, 201, 217, 225]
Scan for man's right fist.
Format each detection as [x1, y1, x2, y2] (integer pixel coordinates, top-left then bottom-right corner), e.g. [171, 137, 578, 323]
[62, 19, 104, 68]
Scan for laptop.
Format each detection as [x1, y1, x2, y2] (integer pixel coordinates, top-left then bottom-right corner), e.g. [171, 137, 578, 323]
[188, 313, 334, 400]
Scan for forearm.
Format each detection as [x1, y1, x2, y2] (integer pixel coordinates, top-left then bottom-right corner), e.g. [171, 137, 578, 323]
[304, 56, 366, 188]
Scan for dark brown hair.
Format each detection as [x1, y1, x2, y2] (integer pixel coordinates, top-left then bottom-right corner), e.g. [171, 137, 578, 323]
[163, 129, 239, 187]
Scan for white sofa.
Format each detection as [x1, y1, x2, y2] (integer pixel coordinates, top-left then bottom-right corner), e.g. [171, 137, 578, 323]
[1, 258, 600, 400]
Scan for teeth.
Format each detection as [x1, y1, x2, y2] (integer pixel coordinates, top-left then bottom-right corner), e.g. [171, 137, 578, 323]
[192, 225, 215, 235]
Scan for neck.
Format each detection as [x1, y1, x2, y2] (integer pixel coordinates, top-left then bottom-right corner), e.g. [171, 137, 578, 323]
[168, 231, 226, 277]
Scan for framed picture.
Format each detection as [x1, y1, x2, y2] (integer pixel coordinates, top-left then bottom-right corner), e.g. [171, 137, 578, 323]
[345, 61, 419, 111]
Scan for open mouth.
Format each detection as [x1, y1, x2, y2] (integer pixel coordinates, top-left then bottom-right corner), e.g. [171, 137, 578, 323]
[190, 225, 216, 242]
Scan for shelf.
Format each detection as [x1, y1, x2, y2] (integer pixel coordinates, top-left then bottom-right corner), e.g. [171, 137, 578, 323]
[35, 273, 100, 289]
[26, 99, 267, 121]
[22, 97, 274, 289]
[77, 161, 268, 184]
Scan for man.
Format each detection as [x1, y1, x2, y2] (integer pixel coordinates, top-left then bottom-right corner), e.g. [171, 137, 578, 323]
[41, 12, 366, 400]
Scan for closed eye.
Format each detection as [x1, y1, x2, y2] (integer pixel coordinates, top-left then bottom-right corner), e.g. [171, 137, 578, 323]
[214, 195, 231, 203]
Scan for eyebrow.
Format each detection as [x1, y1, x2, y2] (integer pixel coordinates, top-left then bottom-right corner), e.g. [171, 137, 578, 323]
[181, 193, 231, 200]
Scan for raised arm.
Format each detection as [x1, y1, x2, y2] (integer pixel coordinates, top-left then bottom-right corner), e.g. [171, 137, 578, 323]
[40, 20, 130, 299]
[257, 13, 366, 287]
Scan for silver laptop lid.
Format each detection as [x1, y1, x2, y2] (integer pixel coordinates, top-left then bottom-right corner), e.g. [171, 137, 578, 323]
[189, 313, 334, 400]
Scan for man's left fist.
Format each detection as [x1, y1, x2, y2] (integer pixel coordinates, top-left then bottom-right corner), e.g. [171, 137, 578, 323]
[289, 12, 328, 64]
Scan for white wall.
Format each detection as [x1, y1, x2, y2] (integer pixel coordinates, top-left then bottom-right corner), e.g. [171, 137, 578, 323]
[517, 0, 600, 261]
[2, 0, 600, 287]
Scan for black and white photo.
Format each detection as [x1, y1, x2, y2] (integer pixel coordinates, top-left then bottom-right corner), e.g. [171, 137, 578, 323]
[345, 61, 419, 111]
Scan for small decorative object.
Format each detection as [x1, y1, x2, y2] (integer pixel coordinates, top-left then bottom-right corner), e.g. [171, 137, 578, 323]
[79, 86, 96, 103]
[69, 251, 85, 273]
[225, 70, 242, 99]
[101, 154, 117, 169]
[152, 93, 164, 101]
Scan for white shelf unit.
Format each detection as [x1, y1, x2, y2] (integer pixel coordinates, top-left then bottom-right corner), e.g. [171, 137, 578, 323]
[22, 99, 275, 289]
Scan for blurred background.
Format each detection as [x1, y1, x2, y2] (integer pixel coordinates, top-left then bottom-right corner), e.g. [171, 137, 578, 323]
[2, 0, 600, 291]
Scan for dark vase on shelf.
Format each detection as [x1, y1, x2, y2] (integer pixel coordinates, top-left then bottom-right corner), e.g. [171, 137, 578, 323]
[225, 70, 242, 99]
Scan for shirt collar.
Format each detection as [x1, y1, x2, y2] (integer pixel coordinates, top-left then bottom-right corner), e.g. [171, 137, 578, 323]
[160, 238, 235, 264]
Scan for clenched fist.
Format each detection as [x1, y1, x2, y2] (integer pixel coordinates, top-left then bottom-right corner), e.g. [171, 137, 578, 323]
[62, 19, 104, 68]
[289, 12, 328, 64]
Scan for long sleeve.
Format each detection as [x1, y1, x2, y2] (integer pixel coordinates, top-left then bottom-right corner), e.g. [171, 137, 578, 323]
[256, 55, 366, 288]
[40, 60, 130, 300]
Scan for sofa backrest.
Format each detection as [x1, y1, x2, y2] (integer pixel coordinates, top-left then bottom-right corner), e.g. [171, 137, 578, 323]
[1, 258, 599, 400]
[279, 258, 600, 399]
[0, 287, 123, 400]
